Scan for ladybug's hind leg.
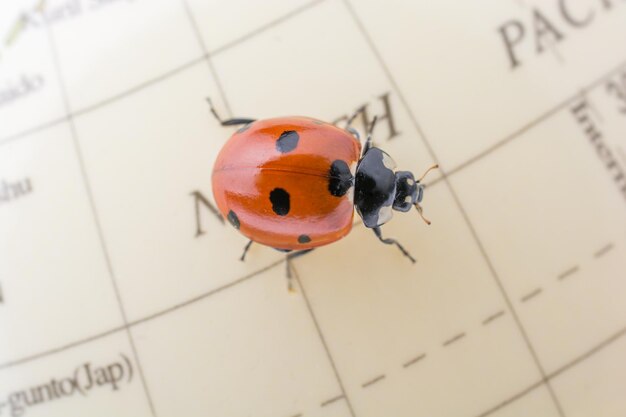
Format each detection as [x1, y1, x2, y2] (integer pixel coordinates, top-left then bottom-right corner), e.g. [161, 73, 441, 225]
[285, 249, 314, 292]
[372, 226, 416, 264]
[206, 97, 256, 127]
[239, 240, 254, 262]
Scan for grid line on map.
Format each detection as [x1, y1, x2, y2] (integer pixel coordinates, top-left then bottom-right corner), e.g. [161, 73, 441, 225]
[44, 19, 158, 417]
[180, 0, 358, 415]
[181, 0, 233, 115]
[341, 0, 567, 415]
[292, 265, 356, 416]
[1, 298, 624, 417]
[429, 57, 626, 187]
[0, 258, 287, 372]
[477, 324, 626, 417]
[0, 18, 624, 194]
[0, 2, 624, 417]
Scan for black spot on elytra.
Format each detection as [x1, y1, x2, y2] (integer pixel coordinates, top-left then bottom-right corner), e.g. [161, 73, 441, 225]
[227, 210, 240, 229]
[276, 130, 299, 153]
[298, 234, 311, 244]
[270, 188, 290, 216]
[328, 160, 352, 197]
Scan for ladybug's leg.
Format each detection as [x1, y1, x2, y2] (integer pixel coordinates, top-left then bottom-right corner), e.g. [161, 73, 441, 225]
[346, 126, 360, 141]
[372, 226, 416, 264]
[206, 98, 256, 127]
[344, 110, 361, 141]
[285, 249, 314, 292]
[239, 240, 254, 262]
[362, 115, 378, 156]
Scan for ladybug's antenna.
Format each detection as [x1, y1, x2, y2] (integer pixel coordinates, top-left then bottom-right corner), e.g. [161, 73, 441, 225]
[417, 164, 439, 183]
[414, 163, 439, 225]
[414, 203, 431, 225]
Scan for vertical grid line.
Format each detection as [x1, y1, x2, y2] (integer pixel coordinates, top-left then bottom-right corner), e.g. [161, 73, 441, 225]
[341, 1, 566, 416]
[44, 21, 157, 417]
[180, 2, 357, 415]
[180, 0, 233, 116]
[292, 265, 357, 417]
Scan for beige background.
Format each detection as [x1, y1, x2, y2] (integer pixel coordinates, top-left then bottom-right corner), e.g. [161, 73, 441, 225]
[1, 0, 625, 416]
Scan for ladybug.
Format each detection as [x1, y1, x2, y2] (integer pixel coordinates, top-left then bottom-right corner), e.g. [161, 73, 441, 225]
[209, 99, 437, 282]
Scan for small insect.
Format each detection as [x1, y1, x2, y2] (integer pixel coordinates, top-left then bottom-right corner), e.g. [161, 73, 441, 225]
[209, 99, 437, 287]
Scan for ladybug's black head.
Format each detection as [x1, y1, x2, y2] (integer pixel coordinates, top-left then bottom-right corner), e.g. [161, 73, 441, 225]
[392, 171, 424, 212]
[354, 148, 436, 228]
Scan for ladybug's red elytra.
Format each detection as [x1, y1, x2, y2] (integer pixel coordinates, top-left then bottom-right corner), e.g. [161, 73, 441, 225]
[209, 99, 437, 282]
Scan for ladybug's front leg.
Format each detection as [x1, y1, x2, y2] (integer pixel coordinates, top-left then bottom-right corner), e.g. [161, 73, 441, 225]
[361, 115, 378, 156]
[285, 249, 314, 292]
[372, 226, 416, 263]
[344, 109, 361, 143]
[206, 97, 256, 127]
